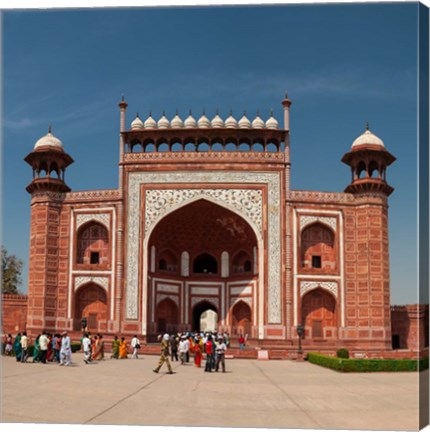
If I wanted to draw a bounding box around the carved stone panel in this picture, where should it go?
[300,281,338,298]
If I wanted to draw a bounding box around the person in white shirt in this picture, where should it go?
[39,331,50,364]
[82,333,92,364]
[131,335,140,359]
[20,332,28,363]
[178,336,188,365]
[59,331,72,366]
[215,338,227,373]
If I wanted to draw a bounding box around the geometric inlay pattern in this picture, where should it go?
[76,213,110,230]
[74,276,109,291]
[300,281,338,298]
[300,215,337,232]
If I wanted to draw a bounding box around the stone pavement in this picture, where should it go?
[1,353,424,430]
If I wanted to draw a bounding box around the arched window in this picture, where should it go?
[77,222,109,265]
[369,160,380,178]
[193,253,218,274]
[157,250,178,272]
[232,251,252,273]
[357,161,367,179]
[301,223,336,271]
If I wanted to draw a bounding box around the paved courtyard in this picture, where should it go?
[1,353,424,430]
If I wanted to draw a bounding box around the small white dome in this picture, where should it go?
[198,112,211,128]
[144,113,157,129]
[238,112,251,129]
[211,112,224,128]
[171,112,183,128]
[225,112,238,129]
[252,113,265,129]
[34,127,64,151]
[184,111,197,128]
[157,112,170,129]
[131,113,144,130]
[265,112,279,129]
[352,126,385,149]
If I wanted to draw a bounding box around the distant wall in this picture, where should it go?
[391,304,429,351]
[2,294,28,334]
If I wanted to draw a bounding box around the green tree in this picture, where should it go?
[1,246,23,294]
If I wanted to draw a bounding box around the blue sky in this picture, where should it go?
[1,3,424,304]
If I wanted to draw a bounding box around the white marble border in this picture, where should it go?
[126,171,282,332]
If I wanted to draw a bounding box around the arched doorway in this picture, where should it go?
[192,301,218,332]
[147,198,259,338]
[155,298,178,334]
[75,284,107,331]
[232,300,252,336]
[301,289,337,339]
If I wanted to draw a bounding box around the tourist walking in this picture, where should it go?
[111,335,120,359]
[5,334,13,356]
[170,334,179,361]
[59,331,72,366]
[82,333,92,364]
[131,335,140,359]
[39,331,50,364]
[94,334,104,360]
[239,334,245,350]
[20,331,29,363]
[192,336,203,367]
[53,334,62,363]
[215,337,227,372]
[119,337,128,359]
[32,335,41,363]
[14,333,22,362]
[153,333,173,374]
[178,335,188,365]
[204,335,213,372]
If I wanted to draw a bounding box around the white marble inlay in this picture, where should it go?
[126,171,281,323]
[76,213,110,230]
[157,293,179,307]
[157,284,179,294]
[230,286,252,296]
[300,281,338,298]
[74,276,109,291]
[191,287,219,296]
[191,297,219,309]
[300,215,337,232]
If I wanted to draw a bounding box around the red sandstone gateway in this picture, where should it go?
[7,93,424,356]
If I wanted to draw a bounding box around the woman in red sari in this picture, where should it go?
[193,337,203,367]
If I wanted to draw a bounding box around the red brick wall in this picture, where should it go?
[2,294,28,334]
[343,200,391,349]
[391,304,429,351]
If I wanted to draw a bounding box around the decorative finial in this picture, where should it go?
[216,108,219,115]
[285,90,289,98]
[243,110,247,116]
[162,110,165,116]
[176,108,178,115]
[366,121,370,131]
[149,111,152,117]
[203,108,206,115]
[136,112,139,118]
[121,94,125,101]
[48,125,52,133]
[229,109,232,116]
[189,109,192,116]
[256,110,260,117]
[270,109,274,117]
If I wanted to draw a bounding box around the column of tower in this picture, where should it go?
[24,129,73,335]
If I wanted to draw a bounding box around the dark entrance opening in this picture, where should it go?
[392,334,400,349]
[192,301,218,332]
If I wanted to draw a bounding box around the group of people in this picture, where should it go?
[4,330,237,373]
[79,332,105,363]
[109,335,142,360]
[154,331,229,374]
[5,331,72,366]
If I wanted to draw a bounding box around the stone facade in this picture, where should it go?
[2,294,28,334]
[6,95,425,355]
